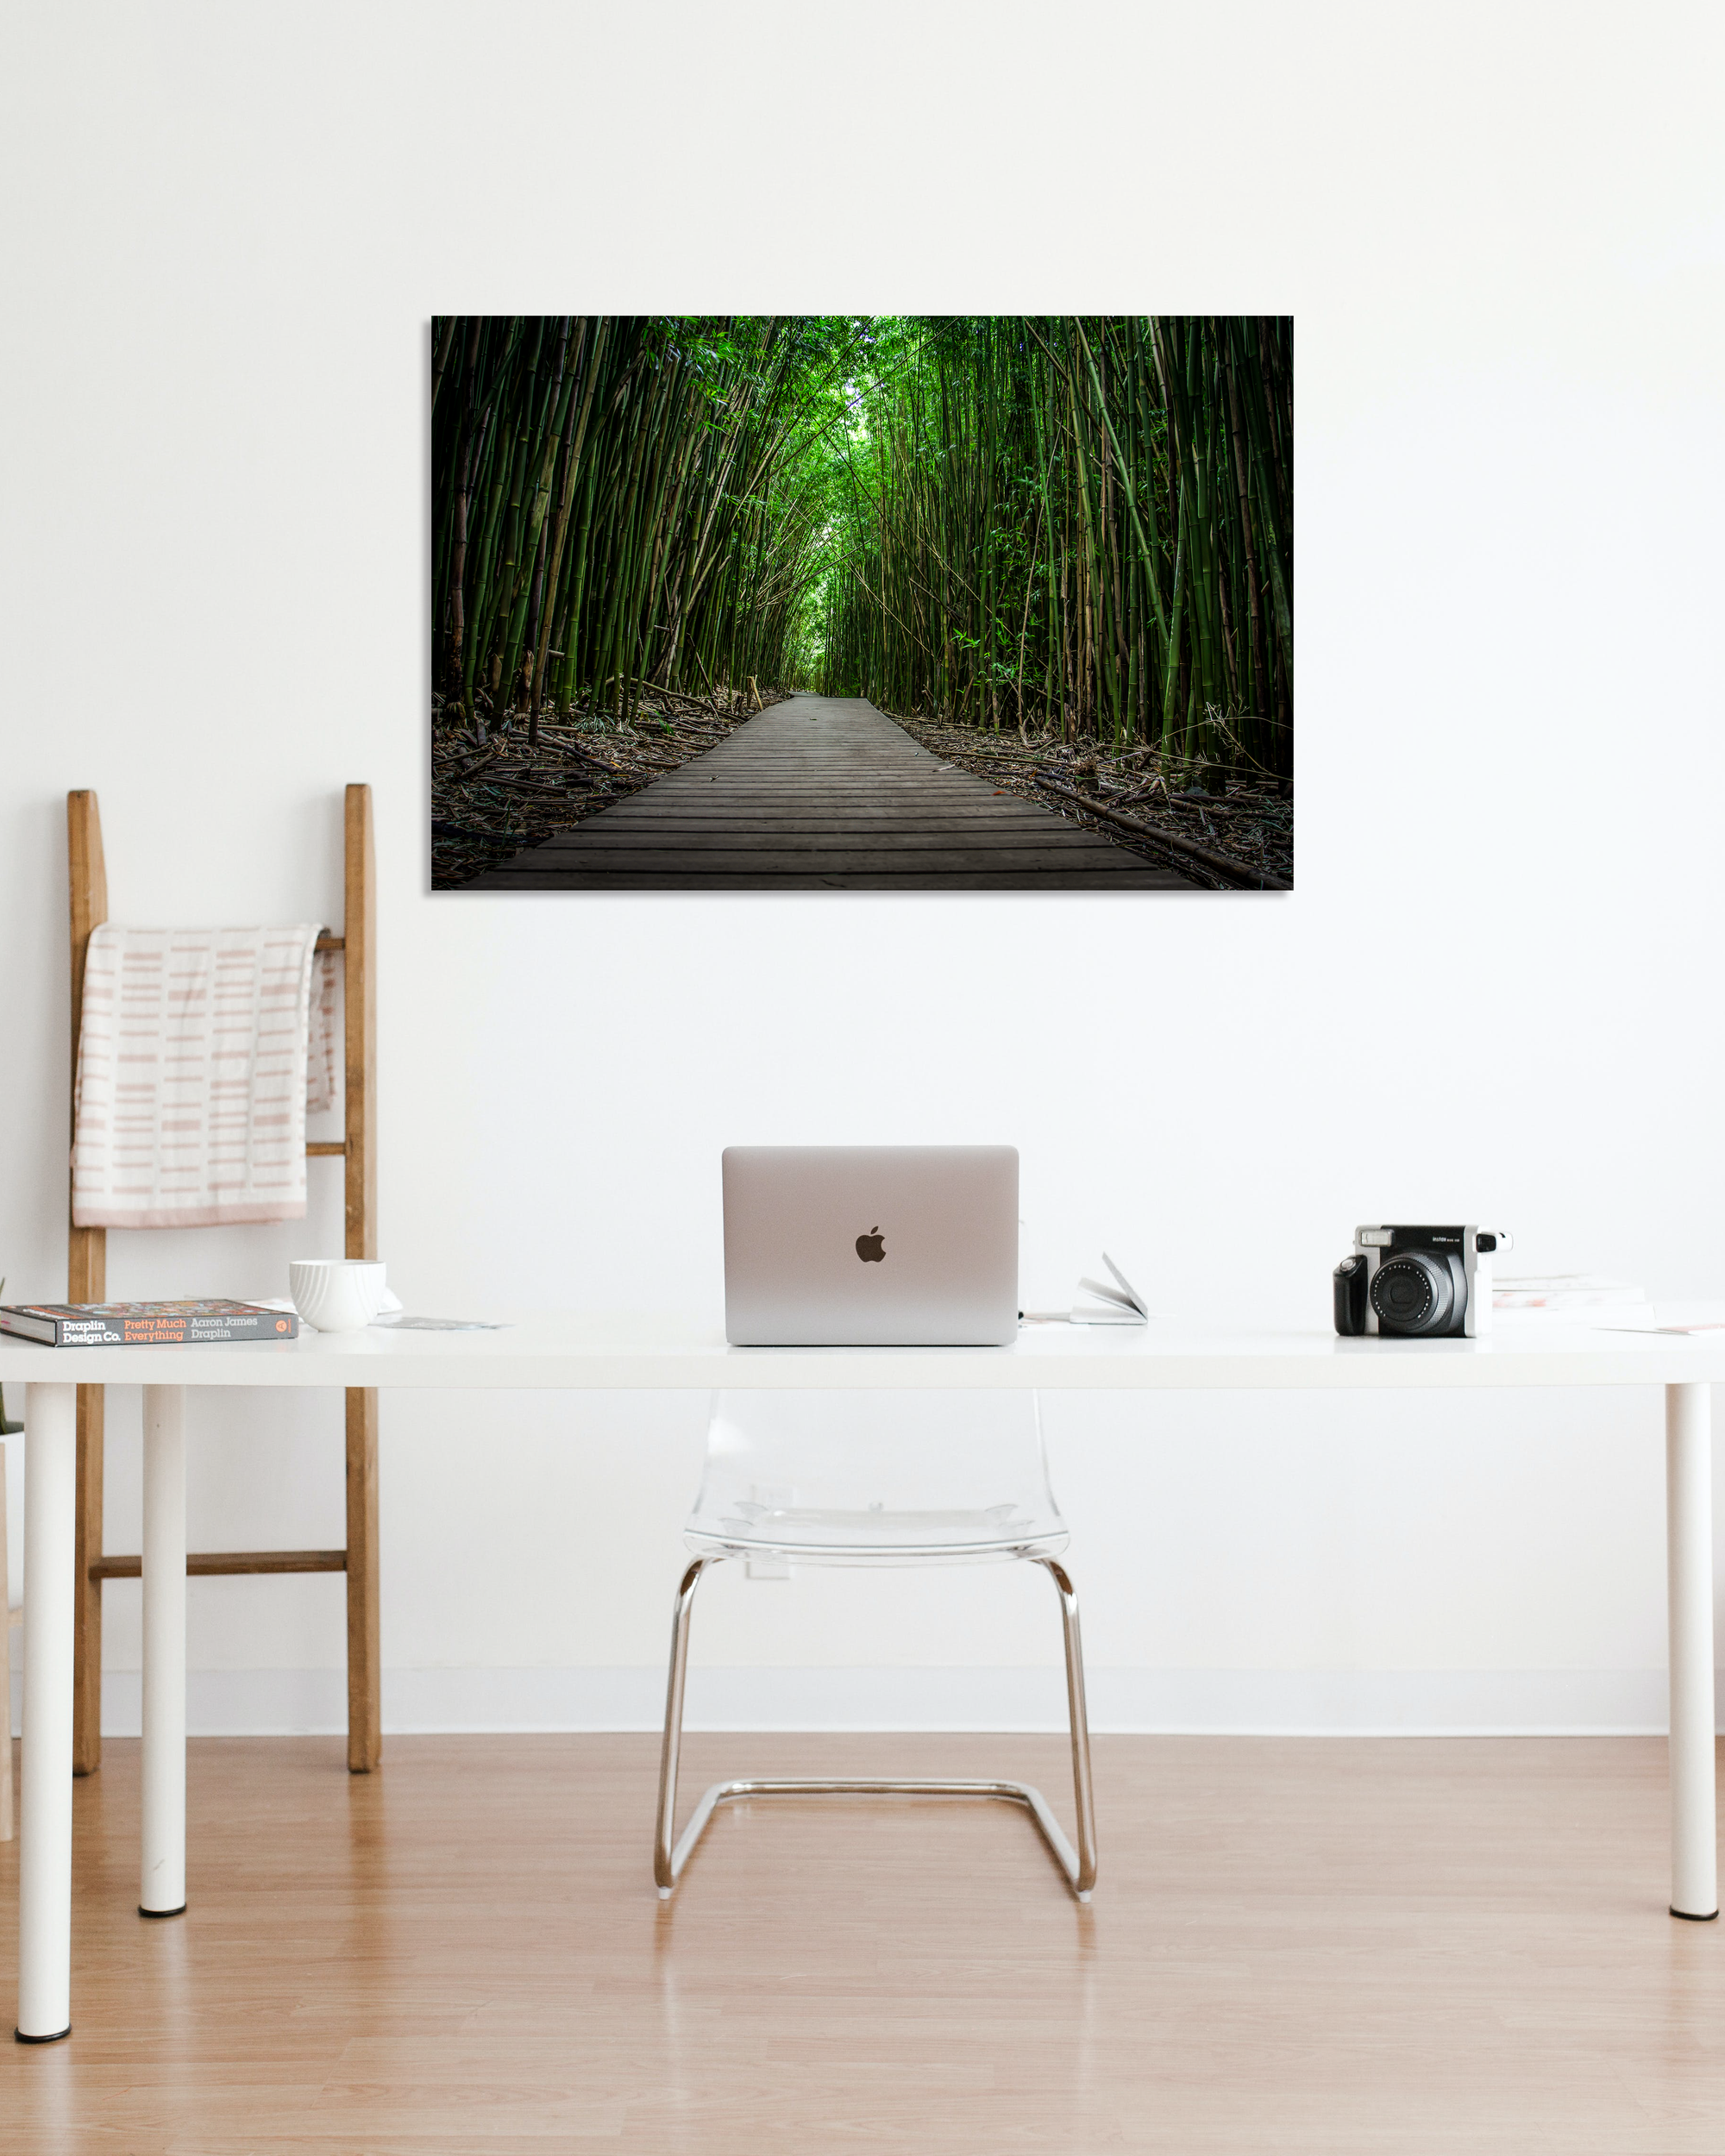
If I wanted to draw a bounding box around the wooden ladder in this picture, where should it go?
[66,784,381,1775]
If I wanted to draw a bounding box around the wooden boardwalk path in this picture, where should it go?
[470,693,1189,890]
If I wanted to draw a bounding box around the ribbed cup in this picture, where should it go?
[288,1258,387,1333]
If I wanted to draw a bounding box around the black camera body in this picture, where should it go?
[1333,1225,1509,1339]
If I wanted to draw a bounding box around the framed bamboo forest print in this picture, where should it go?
[431,317,1292,892]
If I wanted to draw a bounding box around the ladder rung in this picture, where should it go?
[91,1550,347,1580]
[305,1141,347,1156]
[313,933,345,953]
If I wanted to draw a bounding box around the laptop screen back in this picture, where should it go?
[722,1145,1019,1346]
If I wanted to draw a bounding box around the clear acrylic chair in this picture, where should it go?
[654,1389,1096,1901]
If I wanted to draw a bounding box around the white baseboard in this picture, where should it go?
[28,1664,1696,1739]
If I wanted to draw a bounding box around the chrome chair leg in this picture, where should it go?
[1038,1556,1098,1898]
[654,1556,712,1896]
[653,1551,1099,1904]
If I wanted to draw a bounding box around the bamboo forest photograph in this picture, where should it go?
[430,317,1293,892]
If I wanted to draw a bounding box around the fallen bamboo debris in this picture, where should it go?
[1036,776,1291,891]
[886,707,1293,891]
[432,686,787,889]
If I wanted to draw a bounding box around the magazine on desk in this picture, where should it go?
[0,1300,298,1346]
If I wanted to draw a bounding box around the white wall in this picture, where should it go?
[3,1,1722,1736]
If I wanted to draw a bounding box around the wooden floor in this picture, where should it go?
[469,694,1189,889]
[3,1733,1724,2152]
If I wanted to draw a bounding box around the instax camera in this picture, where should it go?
[1333,1225,1511,1338]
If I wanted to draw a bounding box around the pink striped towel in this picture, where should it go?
[306,947,337,1115]
[72,924,328,1229]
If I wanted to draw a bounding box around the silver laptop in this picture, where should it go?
[723,1145,1019,1345]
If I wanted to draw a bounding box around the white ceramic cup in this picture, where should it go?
[289,1258,388,1334]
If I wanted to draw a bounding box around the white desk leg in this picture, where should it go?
[1666,1381,1718,1920]
[141,1385,186,1918]
[16,1382,76,2042]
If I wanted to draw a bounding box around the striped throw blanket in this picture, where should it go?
[72,924,329,1229]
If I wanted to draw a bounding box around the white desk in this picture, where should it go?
[6,1315,1722,2042]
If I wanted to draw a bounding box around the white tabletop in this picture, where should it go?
[1,1313,1721,1390]
[10,1302,1725,2044]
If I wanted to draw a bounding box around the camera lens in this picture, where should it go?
[1370,1251,1456,1336]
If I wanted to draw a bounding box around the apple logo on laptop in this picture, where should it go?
[856,1226,885,1263]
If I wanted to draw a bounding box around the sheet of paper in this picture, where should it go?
[368,1313,511,1332]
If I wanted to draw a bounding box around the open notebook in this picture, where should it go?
[1070,1254,1152,1326]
